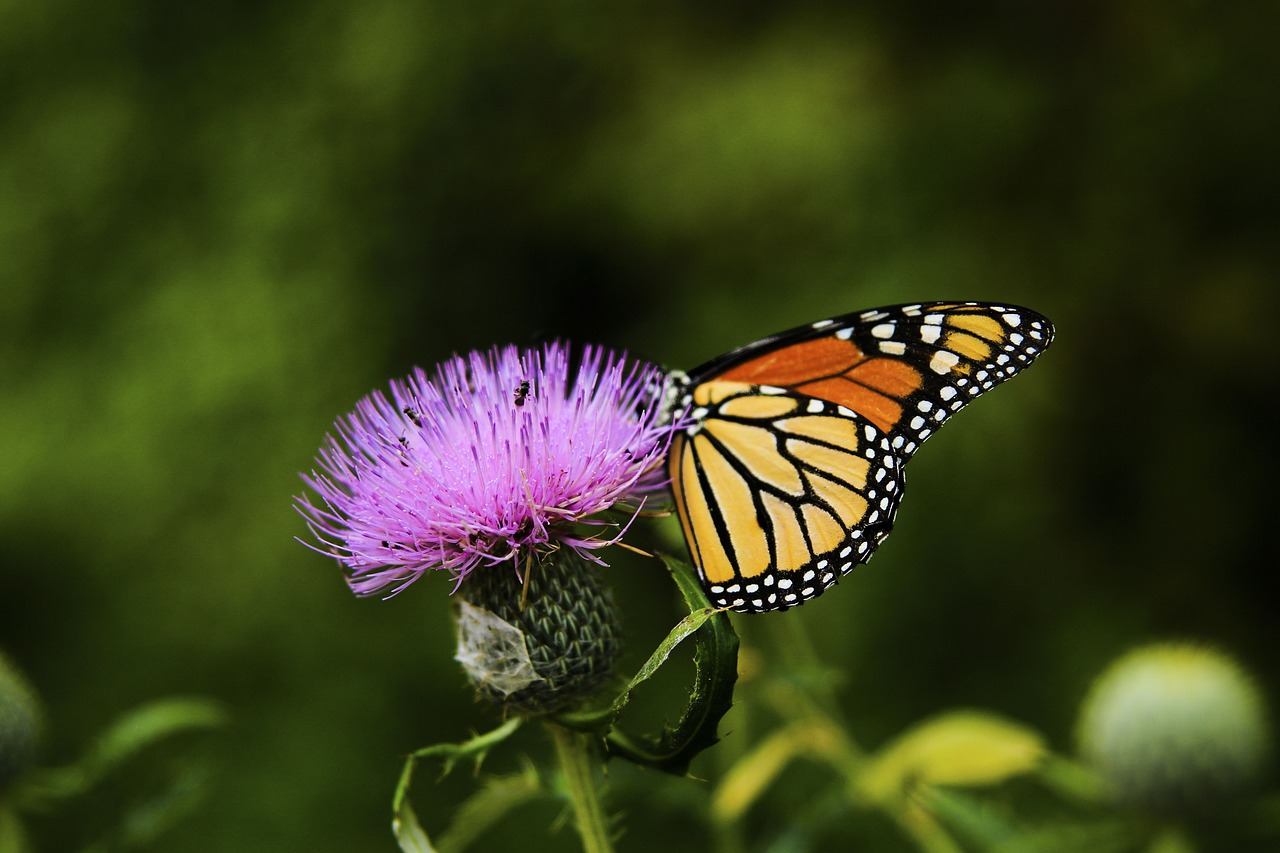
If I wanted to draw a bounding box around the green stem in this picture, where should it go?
[546,722,614,853]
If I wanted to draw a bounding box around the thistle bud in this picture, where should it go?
[1077,642,1269,814]
[454,551,621,715]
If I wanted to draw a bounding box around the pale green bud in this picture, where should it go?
[1078,642,1269,814]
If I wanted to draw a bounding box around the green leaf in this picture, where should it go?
[920,786,1020,847]
[989,822,1145,853]
[858,710,1046,805]
[1035,755,1109,806]
[14,697,226,805]
[392,717,525,853]
[0,805,28,853]
[612,607,718,712]
[111,762,215,847]
[1146,827,1196,853]
[893,753,1143,853]
[553,605,718,733]
[601,554,739,776]
[393,796,438,853]
[86,698,227,777]
[712,719,845,824]
[435,767,543,853]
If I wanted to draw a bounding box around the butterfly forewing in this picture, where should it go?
[688,302,1053,460]
[669,301,1055,613]
[668,382,903,612]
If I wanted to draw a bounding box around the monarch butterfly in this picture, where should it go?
[664,301,1054,613]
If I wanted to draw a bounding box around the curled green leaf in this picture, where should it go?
[601,555,739,775]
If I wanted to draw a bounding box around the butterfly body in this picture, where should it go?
[666,301,1054,613]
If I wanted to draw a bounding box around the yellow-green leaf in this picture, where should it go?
[712,719,845,824]
[858,710,1045,804]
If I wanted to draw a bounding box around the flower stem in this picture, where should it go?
[546,722,614,853]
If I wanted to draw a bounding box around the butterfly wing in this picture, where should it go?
[669,382,905,612]
[668,301,1054,612]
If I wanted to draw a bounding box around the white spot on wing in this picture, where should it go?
[929,350,960,374]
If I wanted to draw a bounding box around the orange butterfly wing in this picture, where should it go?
[667,302,1054,612]
[714,335,923,436]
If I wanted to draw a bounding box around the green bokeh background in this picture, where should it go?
[3,2,1277,850]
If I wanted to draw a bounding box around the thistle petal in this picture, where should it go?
[297,343,676,596]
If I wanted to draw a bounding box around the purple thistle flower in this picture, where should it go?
[297,343,677,597]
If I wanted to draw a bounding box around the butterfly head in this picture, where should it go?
[655,368,693,427]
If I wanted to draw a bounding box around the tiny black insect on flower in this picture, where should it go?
[514,380,531,407]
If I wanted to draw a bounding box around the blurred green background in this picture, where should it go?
[3,1,1278,850]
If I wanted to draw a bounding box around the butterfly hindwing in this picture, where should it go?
[668,301,1054,613]
[669,381,904,612]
